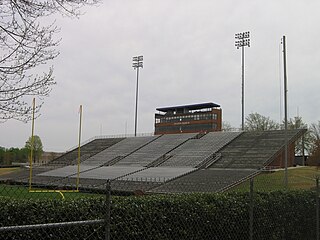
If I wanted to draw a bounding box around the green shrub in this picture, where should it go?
[0,191,317,239]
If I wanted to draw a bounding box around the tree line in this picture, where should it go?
[0,147,29,166]
[0,136,43,166]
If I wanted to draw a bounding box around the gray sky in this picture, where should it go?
[1,0,320,151]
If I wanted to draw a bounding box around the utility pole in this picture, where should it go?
[132,56,143,137]
[76,105,83,191]
[235,31,250,131]
[282,36,288,188]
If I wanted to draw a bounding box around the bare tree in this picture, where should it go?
[222,121,234,132]
[0,0,98,122]
[310,121,320,142]
[244,112,280,131]
[284,116,312,155]
[308,121,320,166]
[310,121,320,152]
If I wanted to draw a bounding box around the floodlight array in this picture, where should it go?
[235,31,250,49]
[235,31,250,39]
[235,39,250,49]
[132,56,143,69]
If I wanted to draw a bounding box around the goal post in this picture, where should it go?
[28,99,82,196]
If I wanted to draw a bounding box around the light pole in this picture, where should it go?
[132,55,143,137]
[282,36,288,188]
[235,31,250,131]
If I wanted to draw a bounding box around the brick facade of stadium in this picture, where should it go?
[154,102,222,135]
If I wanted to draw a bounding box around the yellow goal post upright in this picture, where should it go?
[28,99,83,198]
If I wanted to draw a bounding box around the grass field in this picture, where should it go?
[0,167,105,200]
[0,184,105,200]
[0,183,107,200]
[0,167,21,176]
[231,166,320,192]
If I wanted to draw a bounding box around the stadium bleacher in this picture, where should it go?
[1,129,306,194]
[158,132,241,167]
[0,138,124,182]
[113,133,197,167]
[70,166,145,180]
[82,136,160,166]
[210,129,302,169]
[149,168,259,193]
[148,129,304,193]
[48,138,124,167]
[119,167,196,182]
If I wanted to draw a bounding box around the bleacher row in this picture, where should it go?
[47,132,240,169]
[212,130,302,169]
[48,138,125,166]
[0,129,305,193]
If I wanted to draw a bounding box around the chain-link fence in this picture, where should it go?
[1,166,320,239]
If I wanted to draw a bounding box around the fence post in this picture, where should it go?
[105,180,111,240]
[249,177,254,240]
[316,177,319,240]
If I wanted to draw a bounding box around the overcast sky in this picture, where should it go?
[1,0,320,152]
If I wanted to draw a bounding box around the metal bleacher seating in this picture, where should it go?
[47,138,125,167]
[210,129,302,169]
[82,136,159,166]
[10,129,305,194]
[114,133,197,167]
[158,131,241,167]
[149,129,304,193]
[149,168,258,193]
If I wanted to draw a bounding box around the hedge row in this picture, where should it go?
[0,191,317,240]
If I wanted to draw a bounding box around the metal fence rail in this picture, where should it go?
[0,219,105,232]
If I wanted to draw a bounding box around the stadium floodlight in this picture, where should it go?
[132,56,143,69]
[235,31,250,131]
[132,55,143,137]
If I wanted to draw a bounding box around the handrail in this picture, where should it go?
[147,154,172,168]
[66,132,154,152]
[196,153,222,169]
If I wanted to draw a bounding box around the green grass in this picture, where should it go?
[0,167,105,200]
[230,166,320,192]
[0,184,105,200]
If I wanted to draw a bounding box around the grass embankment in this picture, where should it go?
[231,166,320,192]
